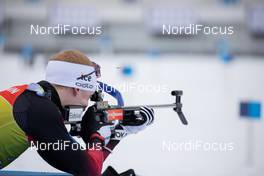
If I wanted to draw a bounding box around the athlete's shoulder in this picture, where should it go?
[13,90,65,135]
[14,90,59,115]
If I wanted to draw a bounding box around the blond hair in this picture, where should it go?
[49,50,93,66]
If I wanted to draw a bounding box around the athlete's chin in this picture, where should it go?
[80,100,89,107]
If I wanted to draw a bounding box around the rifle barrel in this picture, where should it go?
[110,103,177,110]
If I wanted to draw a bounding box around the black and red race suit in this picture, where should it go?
[0,80,119,176]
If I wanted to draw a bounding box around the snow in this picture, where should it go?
[1,53,264,175]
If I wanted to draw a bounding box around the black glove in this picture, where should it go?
[80,105,114,146]
[102,166,136,176]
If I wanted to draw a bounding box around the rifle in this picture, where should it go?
[65,82,188,136]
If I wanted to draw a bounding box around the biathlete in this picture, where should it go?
[0,50,154,176]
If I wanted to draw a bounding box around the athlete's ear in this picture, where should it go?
[72,88,80,97]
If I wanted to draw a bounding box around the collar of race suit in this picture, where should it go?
[37,80,64,115]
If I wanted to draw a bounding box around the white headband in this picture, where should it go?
[45,61,97,91]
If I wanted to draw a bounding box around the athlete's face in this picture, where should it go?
[70,88,94,106]
[75,89,94,107]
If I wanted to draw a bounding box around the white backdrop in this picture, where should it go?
[1,53,264,176]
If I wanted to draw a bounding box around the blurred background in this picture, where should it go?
[0,0,264,175]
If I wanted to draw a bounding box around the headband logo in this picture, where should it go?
[75,82,94,89]
[76,71,95,82]
[75,71,96,90]
[77,74,91,82]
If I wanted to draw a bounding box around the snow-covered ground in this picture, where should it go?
[1,53,264,176]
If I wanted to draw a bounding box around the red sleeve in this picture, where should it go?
[85,148,104,175]
[103,140,120,160]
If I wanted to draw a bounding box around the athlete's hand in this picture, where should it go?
[111,107,154,141]
[81,105,114,146]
